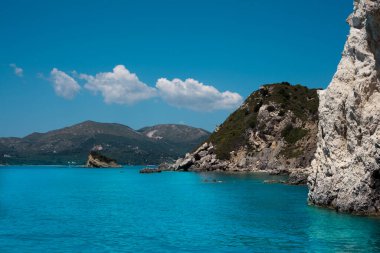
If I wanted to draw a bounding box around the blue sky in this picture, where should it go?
[0,0,353,137]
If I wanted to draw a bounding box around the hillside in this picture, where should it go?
[139,124,209,155]
[0,121,210,165]
[167,83,320,175]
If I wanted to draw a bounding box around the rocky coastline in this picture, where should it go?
[164,142,310,185]
[161,1,380,216]
[161,83,319,185]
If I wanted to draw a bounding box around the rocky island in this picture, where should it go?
[308,0,380,215]
[86,151,121,168]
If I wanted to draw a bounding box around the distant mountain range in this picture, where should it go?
[0,121,210,165]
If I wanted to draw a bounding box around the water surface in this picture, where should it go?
[0,166,379,252]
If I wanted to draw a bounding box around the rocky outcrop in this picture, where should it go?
[86,151,121,168]
[168,142,231,171]
[165,83,319,178]
[308,0,380,215]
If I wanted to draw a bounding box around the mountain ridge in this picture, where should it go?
[0,121,210,165]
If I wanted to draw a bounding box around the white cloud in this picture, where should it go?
[80,65,157,105]
[46,64,243,111]
[156,78,243,111]
[50,68,81,99]
[9,64,23,77]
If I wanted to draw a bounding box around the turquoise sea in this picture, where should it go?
[0,166,379,252]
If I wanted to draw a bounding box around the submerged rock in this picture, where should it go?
[263,179,286,184]
[308,0,380,215]
[139,168,162,174]
[86,151,121,168]
[287,169,309,185]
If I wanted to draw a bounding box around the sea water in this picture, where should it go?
[0,166,379,252]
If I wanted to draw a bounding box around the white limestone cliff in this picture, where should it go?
[308,0,380,215]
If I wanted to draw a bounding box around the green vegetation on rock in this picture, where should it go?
[281,125,308,144]
[207,82,319,160]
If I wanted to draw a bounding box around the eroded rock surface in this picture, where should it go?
[308,0,380,215]
[168,142,230,172]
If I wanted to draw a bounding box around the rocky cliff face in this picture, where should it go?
[308,0,380,215]
[167,83,319,179]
